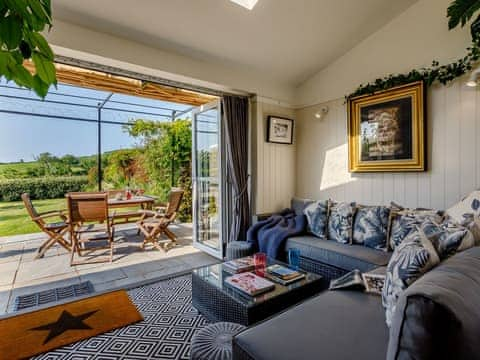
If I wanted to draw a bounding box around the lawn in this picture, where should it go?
[0,198,66,237]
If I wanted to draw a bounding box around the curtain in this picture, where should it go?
[222,95,251,243]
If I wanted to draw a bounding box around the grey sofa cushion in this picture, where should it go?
[291,197,314,216]
[286,236,391,272]
[388,246,480,360]
[233,291,389,360]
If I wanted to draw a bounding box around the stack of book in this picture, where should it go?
[225,272,275,296]
[222,257,255,274]
[265,264,305,285]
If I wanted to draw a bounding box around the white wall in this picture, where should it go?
[296,81,480,210]
[252,100,296,214]
[295,0,480,210]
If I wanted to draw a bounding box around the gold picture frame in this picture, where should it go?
[347,81,426,172]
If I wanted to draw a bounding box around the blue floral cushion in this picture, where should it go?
[328,202,355,244]
[418,218,475,260]
[382,230,440,326]
[353,206,390,251]
[446,190,480,224]
[388,209,443,250]
[303,200,328,238]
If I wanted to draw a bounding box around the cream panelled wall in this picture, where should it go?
[295,79,480,210]
[252,100,296,214]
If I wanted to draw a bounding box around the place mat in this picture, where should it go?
[0,290,143,359]
[14,281,94,311]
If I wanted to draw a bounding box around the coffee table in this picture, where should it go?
[192,258,326,326]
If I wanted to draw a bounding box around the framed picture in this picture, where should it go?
[267,116,294,144]
[347,81,426,172]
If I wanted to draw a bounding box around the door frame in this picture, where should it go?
[191,99,225,259]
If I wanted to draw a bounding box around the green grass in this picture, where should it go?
[0,198,66,237]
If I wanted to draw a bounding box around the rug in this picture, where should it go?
[33,275,210,360]
[14,281,94,311]
[0,290,143,360]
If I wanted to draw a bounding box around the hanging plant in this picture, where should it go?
[346,0,480,100]
[0,0,56,98]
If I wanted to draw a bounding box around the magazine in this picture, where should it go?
[222,257,255,274]
[265,271,305,285]
[329,270,366,291]
[329,269,386,294]
[266,264,302,280]
[225,272,275,296]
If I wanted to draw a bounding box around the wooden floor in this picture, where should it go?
[0,223,218,315]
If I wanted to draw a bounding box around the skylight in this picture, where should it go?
[230,0,258,10]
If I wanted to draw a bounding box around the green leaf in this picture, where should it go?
[27,0,51,24]
[447,0,480,29]
[0,16,23,50]
[0,51,12,77]
[30,32,54,60]
[32,51,56,84]
[12,63,34,88]
[32,74,49,98]
[19,40,32,59]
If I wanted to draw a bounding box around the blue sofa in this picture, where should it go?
[288,197,391,281]
[233,246,480,360]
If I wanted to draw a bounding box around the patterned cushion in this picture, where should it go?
[446,190,480,224]
[303,200,329,238]
[352,206,390,251]
[328,202,355,244]
[419,219,475,260]
[388,209,443,251]
[459,214,480,245]
[382,231,440,327]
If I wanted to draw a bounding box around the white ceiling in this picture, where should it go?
[52,0,418,87]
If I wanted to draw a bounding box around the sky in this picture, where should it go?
[0,80,194,163]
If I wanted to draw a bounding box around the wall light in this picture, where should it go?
[230,0,258,10]
[314,106,329,120]
[466,67,480,87]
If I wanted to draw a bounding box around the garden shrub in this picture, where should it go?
[0,176,88,201]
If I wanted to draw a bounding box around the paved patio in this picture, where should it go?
[0,223,218,315]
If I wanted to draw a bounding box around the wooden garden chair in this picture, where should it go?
[136,188,184,251]
[66,192,115,266]
[22,193,70,259]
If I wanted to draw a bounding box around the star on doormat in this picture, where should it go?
[30,310,99,344]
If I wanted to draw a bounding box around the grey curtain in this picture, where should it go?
[222,95,251,243]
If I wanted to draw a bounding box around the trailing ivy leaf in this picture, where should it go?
[32,51,56,84]
[0,16,23,50]
[447,0,480,29]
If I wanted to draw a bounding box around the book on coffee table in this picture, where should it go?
[266,264,302,280]
[225,272,275,296]
[222,257,255,274]
[265,271,305,285]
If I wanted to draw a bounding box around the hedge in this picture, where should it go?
[0,176,89,201]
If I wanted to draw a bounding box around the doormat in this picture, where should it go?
[0,290,143,360]
[14,281,94,311]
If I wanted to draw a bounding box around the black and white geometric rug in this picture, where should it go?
[33,275,211,360]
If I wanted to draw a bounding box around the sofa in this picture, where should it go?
[232,197,480,360]
[287,197,392,281]
[233,246,480,360]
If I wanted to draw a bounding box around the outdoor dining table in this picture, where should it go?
[108,195,157,210]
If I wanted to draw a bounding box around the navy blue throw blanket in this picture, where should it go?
[247,208,307,260]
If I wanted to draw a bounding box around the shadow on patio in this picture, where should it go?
[0,223,218,315]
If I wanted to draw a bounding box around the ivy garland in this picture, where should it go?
[346,37,480,100]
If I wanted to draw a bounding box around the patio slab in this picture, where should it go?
[0,223,219,315]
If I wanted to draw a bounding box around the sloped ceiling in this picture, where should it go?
[53,0,419,87]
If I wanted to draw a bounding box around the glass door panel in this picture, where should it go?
[192,101,223,259]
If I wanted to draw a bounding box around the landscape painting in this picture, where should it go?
[348,81,425,172]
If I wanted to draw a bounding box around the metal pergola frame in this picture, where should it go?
[0,81,217,190]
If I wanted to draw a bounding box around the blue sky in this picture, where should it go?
[0,80,192,163]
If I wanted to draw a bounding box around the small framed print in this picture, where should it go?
[267,116,294,144]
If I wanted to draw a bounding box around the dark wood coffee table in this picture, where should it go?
[191,258,326,326]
